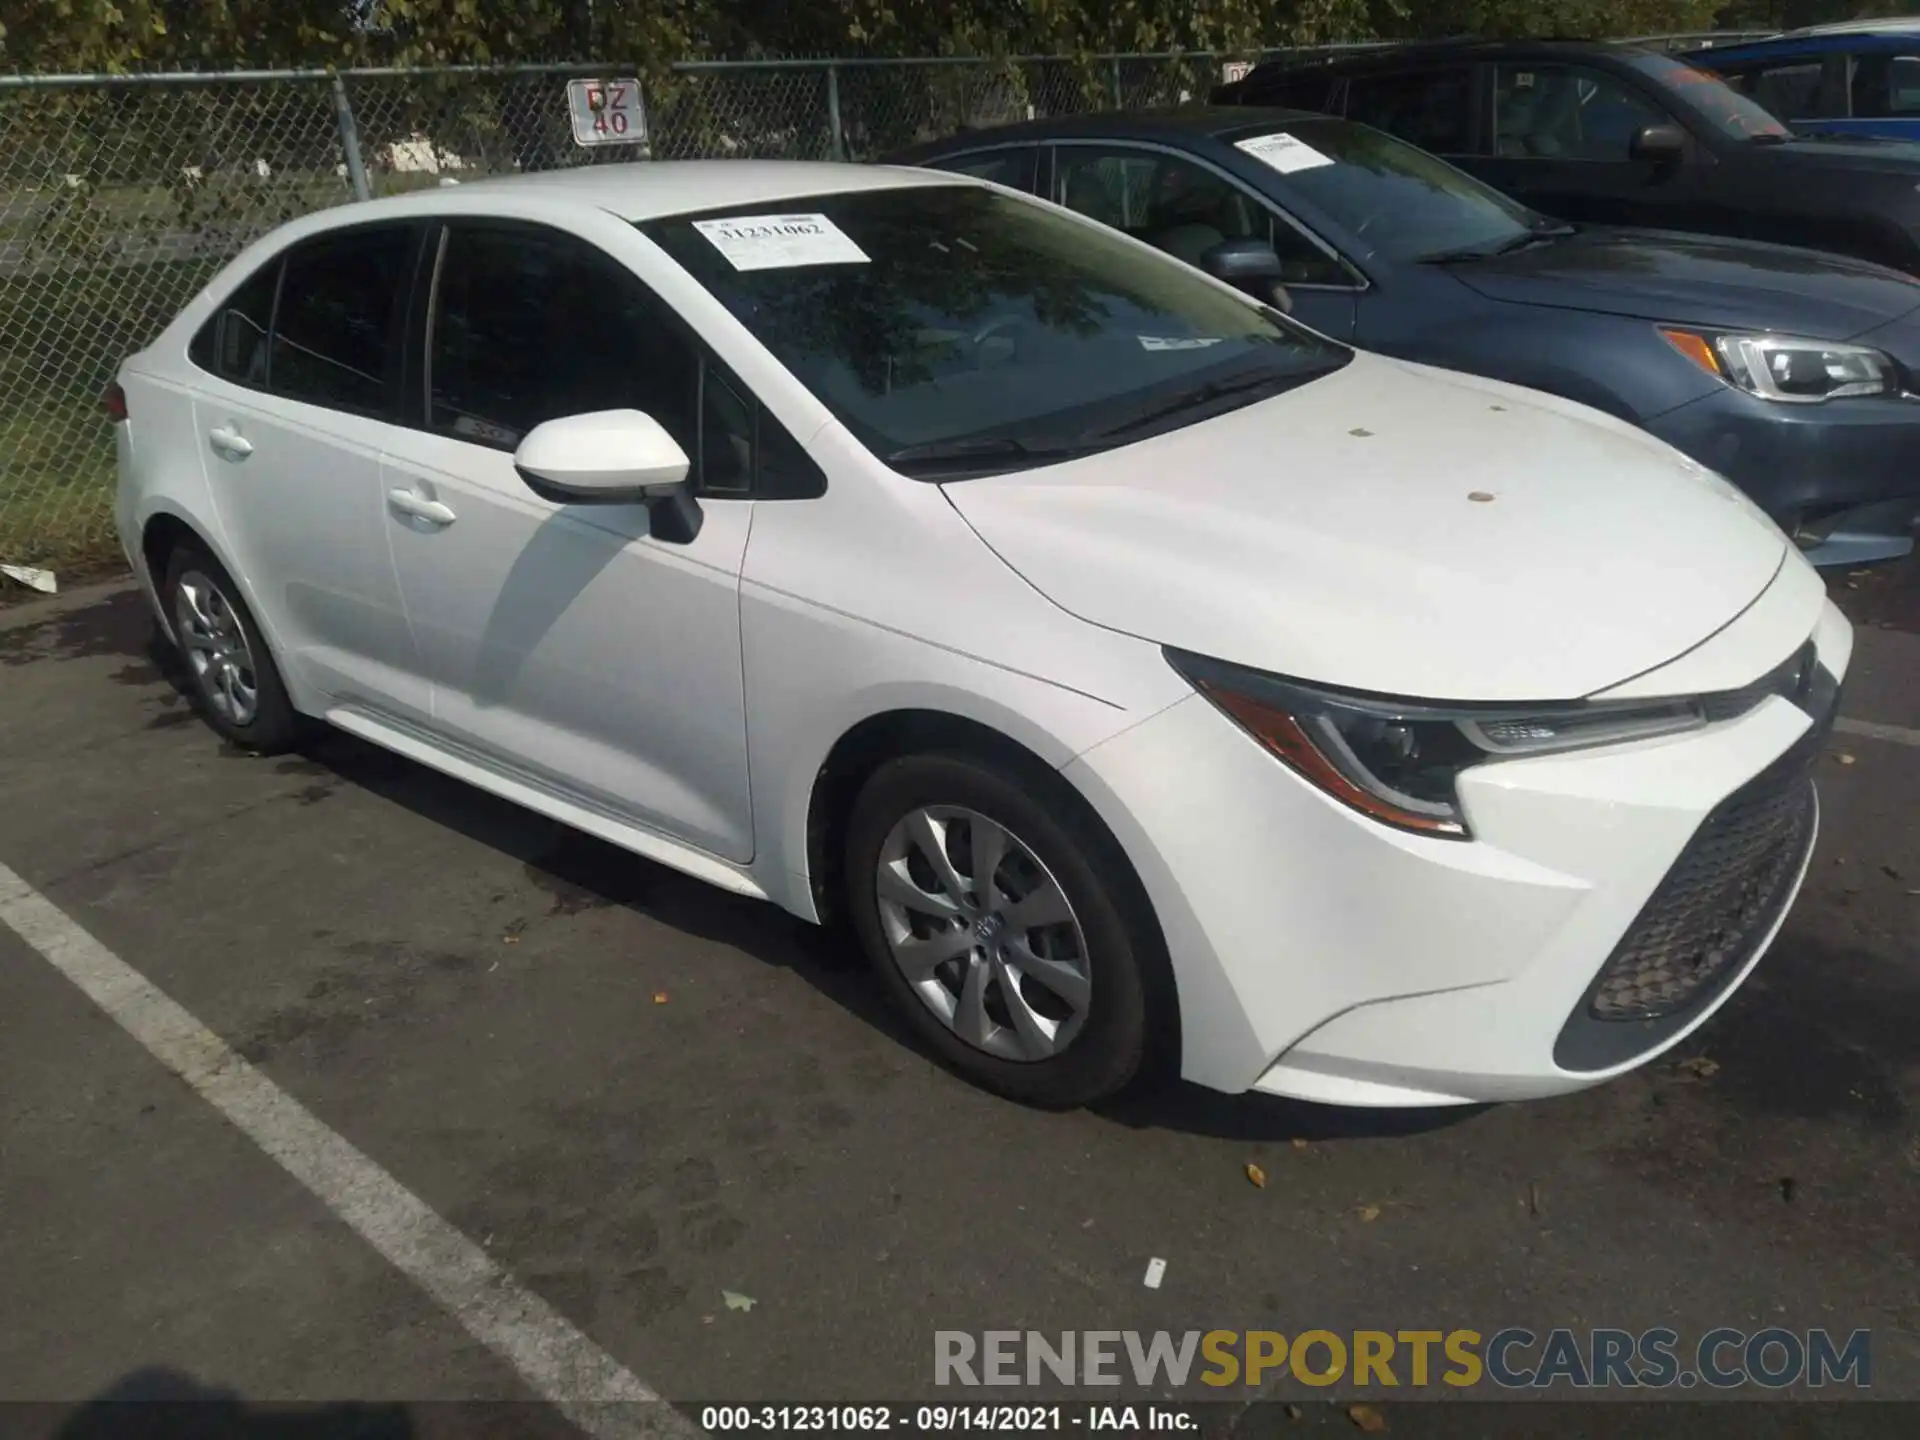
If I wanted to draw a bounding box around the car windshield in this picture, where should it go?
[1623,51,1792,141]
[1228,118,1543,261]
[641,184,1351,476]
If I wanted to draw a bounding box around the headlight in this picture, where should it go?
[1660,327,1898,404]
[1167,650,1712,840]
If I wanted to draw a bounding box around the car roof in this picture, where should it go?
[1248,37,1652,77]
[1782,17,1920,37]
[355,160,960,223]
[894,105,1328,153]
[1694,27,1920,61]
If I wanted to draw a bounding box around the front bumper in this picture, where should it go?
[1644,387,1920,567]
[1064,596,1852,1106]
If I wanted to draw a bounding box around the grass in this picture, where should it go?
[0,395,119,572]
[0,258,220,572]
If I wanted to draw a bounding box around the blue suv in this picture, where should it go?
[1686,22,1920,141]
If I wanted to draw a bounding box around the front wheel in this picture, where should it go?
[844,753,1167,1108]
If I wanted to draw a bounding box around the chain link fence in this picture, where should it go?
[0,39,1770,578]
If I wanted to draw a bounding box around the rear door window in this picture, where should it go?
[1851,52,1920,117]
[1343,67,1475,154]
[269,227,414,417]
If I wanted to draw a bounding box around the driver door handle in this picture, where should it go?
[208,425,253,460]
[388,488,457,527]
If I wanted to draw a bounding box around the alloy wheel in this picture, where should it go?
[874,805,1091,1062]
[173,569,260,727]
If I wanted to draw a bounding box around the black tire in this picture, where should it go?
[159,541,304,754]
[844,751,1171,1108]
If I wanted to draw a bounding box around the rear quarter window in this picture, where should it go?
[188,261,280,387]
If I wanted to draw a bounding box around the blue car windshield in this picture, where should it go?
[641,184,1351,474]
[1229,118,1541,261]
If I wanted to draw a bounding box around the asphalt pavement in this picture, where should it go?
[0,564,1915,1435]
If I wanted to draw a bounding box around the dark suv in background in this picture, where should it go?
[1216,40,1920,274]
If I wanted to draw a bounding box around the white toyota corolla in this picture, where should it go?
[112,161,1850,1109]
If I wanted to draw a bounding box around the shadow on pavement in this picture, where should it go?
[49,1368,411,1440]
[19,583,1552,1148]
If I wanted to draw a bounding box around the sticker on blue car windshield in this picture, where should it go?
[1235,132,1335,174]
[691,213,871,271]
[1138,336,1225,351]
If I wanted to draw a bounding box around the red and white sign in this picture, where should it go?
[566,78,649,149]
[1220,60,1255,85]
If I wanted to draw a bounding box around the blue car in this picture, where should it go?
[1685,21,1920,142]
[888,108,1920,566]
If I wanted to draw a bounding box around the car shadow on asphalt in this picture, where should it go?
[42,1365,598,1439]
[0,584,1567,1146]
[283,718,1490,1147]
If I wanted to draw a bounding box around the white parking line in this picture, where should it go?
[0,860,696,1440]
[1836,716,1920,749]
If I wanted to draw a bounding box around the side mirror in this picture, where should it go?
[1630,122,1687,164]
[514,409,703,543]
[1199,237,1293,312]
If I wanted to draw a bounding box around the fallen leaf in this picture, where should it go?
[1356,1204,1381,1222]
[501,934,520,945]
[1882,865,1902,881]
[722,1290,755,1312]
[1837,753,1857,766]
[1675,1056,1720,1079]
[1348,1403,1387,1432]
[653,991,669,1005]
[1526,1181,1542,1219]
[1284,1404,1304,1420]
[1290,1138,1310,1152]
[1246,1163,1267,1189]
[701,1314,715,1325]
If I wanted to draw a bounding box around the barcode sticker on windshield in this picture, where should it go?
[691,213,870,271]
[1138,336,1224,351]
[1235,132,1336,174]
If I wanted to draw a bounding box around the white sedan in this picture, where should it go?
[111,160,1850,1109]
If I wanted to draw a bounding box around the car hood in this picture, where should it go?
[943,354,1788,703]
[1445,227,1920,339]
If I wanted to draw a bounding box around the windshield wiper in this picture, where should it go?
[1418,222,1573,264]
[1085,368,1304,442]
[883,434,1089,473]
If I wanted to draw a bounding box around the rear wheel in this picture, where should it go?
[845,752,1167,1107]
[160,543,303,754]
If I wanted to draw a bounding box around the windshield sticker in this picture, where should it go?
[1138,336,1225,352]
[691,213,870,271]
[1235,132,1336,174]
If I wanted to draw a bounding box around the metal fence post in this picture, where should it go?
[1109,56,1122,109]
[826,63,846,160]
[331,73,373,200]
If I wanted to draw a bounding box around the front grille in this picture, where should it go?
[1554,657,1836,1074]
[1587,768,1815,1021]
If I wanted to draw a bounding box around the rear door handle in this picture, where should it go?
[388,488,457,526]
[208,425,253,460]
